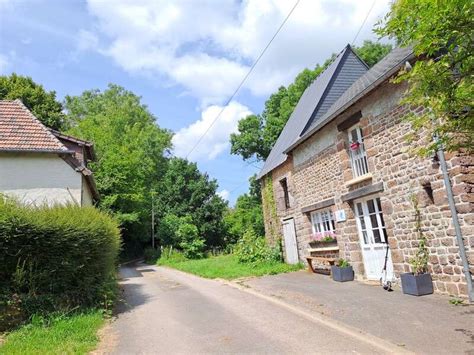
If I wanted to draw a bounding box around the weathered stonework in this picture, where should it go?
[262,80,473,298]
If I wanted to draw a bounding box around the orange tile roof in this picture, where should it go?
[0,99,69,153]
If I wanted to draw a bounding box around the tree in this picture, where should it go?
[230,41,392,162]
[376,0,473,155]
[354,40,392,67]
[0,73,67,130]
[65,84,172,255]
[155,157,228,248]
[224,175,265,244]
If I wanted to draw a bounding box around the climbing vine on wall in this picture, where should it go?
[262,175,282,250]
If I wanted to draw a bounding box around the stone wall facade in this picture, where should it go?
[262,80,473,298]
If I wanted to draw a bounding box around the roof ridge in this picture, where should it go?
[13,99,68,152]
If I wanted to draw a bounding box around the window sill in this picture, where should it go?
[345,173,372,187]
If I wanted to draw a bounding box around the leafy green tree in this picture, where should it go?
[224,175,265,244]
[354,40,392,67]
[155,158,228,247]
[65,84,172,254]
[230,41,392,162]
[176,217,206,259]
[0,73,67,130]
[376,0,473,154]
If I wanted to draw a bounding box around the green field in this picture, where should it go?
[0,311,104,355]
[158,254,302,279]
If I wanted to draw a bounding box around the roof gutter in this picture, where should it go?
[283,51,416,155]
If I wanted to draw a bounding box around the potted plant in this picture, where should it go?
[331,259,354,282]
[400,195,434,296]
[309,231,337,248]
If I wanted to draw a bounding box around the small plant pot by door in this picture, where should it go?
[331,265,354,282]
[400,272,434,296]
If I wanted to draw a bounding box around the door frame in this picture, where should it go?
[353,195,394,281]
[282,217,299,264]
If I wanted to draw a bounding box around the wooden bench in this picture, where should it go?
[305,256,337,275]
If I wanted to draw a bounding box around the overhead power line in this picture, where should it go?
[185,0,301,159]
[352,0,377,45]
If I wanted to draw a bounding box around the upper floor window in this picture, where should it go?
[280,178,290,209]
[310,209,335,234]
[348,126,369,178]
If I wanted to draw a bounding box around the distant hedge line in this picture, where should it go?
[0,198,121,329]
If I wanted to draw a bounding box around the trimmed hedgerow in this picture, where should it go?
[0,198,121,329]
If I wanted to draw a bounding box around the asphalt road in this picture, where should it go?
[99,263,405,354]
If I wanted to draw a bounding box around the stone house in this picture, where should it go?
[258,46,473,298]
[0,99,99,206]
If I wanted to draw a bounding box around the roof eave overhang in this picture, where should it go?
[283,52,416,155]
[0,148,75,154]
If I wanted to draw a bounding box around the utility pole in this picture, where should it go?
[151,191,155,249]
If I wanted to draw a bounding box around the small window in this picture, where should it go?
[310,209,335,234]
[348,126,369,177]
[280,178,290,209]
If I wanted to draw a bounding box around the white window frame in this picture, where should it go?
[310,209,335,234]
[354,196,388,245]
[348,125,369,178]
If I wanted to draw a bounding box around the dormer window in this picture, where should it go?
[348,125,369,177]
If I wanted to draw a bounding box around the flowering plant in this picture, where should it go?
[350,141,361,151]
[310,231,336,243]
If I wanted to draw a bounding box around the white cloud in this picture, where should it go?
[217,189,230,201]
[172,101,252,161]
[84,0,391,104]
[77,30,99,51]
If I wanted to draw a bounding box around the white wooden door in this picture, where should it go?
[354,196,394,281]
[282,218,299,264]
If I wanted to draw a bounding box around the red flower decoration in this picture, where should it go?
[350,141,360,151]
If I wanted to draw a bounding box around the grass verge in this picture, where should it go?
[158,254,302,279]
[0,311,104,355]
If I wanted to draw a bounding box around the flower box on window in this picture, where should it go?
[309,231,337,248]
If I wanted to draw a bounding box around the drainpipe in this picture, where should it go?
[437,145,474,302]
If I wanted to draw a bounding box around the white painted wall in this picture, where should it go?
[0,153,84,206]
[81,177,94,206]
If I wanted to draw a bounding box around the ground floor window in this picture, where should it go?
[310,209,335,235]
[354,197,387,245]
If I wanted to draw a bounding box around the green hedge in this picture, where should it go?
[0,198,121,329]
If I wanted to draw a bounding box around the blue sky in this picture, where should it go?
[0,0,390,205]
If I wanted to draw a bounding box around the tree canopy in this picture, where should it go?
[230,40,392,162]
[65,84,172,254]
[376,0,473,155]
[224,175,265,244]
[0,73,67,130]
[154,157,228,248]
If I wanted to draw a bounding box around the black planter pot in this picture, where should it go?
[400,272,434,296]
[331,265,354,282]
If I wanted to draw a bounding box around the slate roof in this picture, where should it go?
[257,45,368,179]
[0,99,69,153]
[285,46,415,153]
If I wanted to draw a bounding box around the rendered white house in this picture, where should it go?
[0,99,99,206]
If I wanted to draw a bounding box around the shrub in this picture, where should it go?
[177,221,205,259]
[143,247,161,264]
[234,229,281,264]
[0,198,121,329]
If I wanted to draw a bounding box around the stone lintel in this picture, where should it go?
[301,198,335,214]
[341,182,384,202]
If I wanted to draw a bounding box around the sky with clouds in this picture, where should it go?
[0,0,391,204]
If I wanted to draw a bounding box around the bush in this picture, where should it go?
[143,247,161,264]
[177,221,206,259]
[0,198,121,329]
[234,229,281,264]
